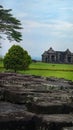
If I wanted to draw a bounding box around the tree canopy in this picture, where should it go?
[3,45,32,72]
[0,5,22,42]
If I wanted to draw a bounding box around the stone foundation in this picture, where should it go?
[0,72,73,130]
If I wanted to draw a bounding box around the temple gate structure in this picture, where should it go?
[42,47,73,64]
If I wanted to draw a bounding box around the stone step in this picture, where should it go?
[0,102,41,130]
[39,114,73,130]
[0,102,73,130]
[27,102,73,114]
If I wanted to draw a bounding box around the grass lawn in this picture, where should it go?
[0,61,73,81]
[19,62,73,81]
[20,69,73,81]
[29,62,73,71]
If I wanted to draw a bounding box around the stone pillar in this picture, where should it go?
[64,55,68,63]
[71,55,73,63]
[70,57,72,63]
[49,54,52,62]
[57,54,60,63]
[42,56,46,62]
[54,55,56,62]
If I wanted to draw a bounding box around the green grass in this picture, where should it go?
[20,62,73,81]
[0,60,73,81]
[20,69,73,81]
[0,60,4,72]
[0,60,3,67]
[29,62,73,71]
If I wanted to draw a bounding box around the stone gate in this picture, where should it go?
[42,47,73,64]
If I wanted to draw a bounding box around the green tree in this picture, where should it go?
[3,45,31,72]
[0,5,22,42]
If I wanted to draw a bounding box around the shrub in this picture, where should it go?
[3,45,31,72]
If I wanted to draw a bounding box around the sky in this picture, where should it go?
[0,0,73,60]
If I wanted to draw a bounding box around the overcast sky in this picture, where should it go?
[0,0,73,60]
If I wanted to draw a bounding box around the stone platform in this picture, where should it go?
[0,72,73,130]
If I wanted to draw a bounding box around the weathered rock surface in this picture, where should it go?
[63,127,73,130]
[0,102,41,130]
[0,72,73,130]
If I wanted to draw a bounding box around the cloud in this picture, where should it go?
[22,19,73,32]
[51,20,73,30]
[16,12,28,19]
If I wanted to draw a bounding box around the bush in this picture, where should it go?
[3,45,31,72]
[0,56,3,61]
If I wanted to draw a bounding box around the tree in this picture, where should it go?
[0,5,22,42]
[3,45,32,72]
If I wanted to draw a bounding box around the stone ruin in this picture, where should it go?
[42,47,73,64]
[0,72,73,130]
